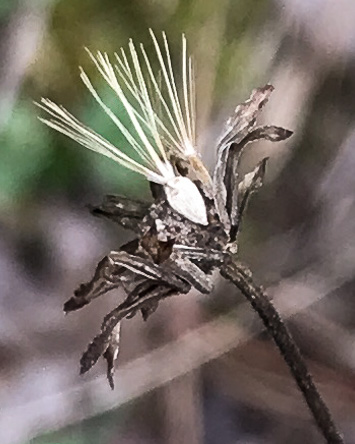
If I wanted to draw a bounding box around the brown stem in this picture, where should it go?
[220,255,344,444]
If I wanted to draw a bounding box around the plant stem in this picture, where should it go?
[220,256,344,444]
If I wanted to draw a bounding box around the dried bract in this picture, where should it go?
[57,85,291,385]
[37,33,292,386]
[36,31,347,444]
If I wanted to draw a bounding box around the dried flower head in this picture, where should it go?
[37,31,295,388]
[35,31,347,444]
[37,31,294,388]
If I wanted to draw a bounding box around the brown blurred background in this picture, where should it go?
[2,0,355,443]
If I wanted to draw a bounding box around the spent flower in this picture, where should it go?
[35,30,345,444]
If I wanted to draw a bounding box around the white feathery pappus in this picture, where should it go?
[36,30,209,225]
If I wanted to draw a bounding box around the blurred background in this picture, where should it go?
[2,0,355,443]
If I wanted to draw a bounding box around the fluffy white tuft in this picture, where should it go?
[37,31,209,225]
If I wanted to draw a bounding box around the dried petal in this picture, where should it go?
[218,84,274,149]
[90,195,150,232]
[246,125,293,143]
[224,125,292,227]
[214,85,275,230]
[103,322,121,390]
[230,157,268,241]
[80,283,178,376]
[64,257,120,312]
[64,240,139,313]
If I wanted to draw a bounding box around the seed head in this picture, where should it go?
[36,30,209,225]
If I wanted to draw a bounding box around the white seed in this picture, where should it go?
[164,176,208,225]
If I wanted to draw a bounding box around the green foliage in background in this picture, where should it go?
[28,404,131,444]
[0,1,271,441]
[1,0,269,215]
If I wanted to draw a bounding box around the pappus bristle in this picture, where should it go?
[36,31,208,225]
